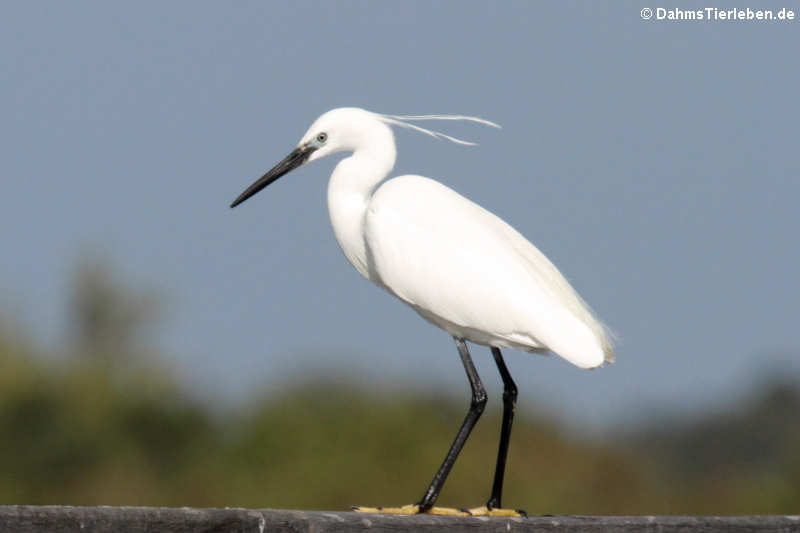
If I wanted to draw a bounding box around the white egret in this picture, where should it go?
[230,107,614,517]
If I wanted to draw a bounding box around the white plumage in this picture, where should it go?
[365,175,613,368]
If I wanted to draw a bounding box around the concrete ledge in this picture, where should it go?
[0,506,798,533]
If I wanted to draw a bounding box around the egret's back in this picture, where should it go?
[364,175,614,369]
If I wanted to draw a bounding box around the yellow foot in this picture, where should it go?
[352,504,471,516]
[467,506,528,517]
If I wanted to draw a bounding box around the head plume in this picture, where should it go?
[374,113,501,146]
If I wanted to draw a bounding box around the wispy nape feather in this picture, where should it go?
[375,113,501,146]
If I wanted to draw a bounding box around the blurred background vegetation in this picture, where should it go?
[0,260,797,514]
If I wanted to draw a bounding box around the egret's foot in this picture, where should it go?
[352,504,471,516]
[467,506,527,517]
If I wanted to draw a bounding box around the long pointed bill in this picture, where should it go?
[230,145,316,208]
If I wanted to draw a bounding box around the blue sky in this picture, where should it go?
[2,1,799,430]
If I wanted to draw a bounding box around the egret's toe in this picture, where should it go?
[425,506,472,516]
[352,504,421,514]
[468,506,527,517]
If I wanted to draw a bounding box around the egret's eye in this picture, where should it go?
[316,132,328,143]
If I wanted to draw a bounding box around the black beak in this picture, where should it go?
[230,145,316,208]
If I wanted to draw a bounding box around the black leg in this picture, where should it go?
[486,347,517,510]
[417,337,487,512]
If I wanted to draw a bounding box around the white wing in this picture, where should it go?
[364,175,613,369]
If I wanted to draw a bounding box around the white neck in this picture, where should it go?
[327,135,396,280]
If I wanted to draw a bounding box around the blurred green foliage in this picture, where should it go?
[0,262,797,513]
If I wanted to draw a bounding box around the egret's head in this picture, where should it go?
[230,107,498,208]
[230,107,389,208]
